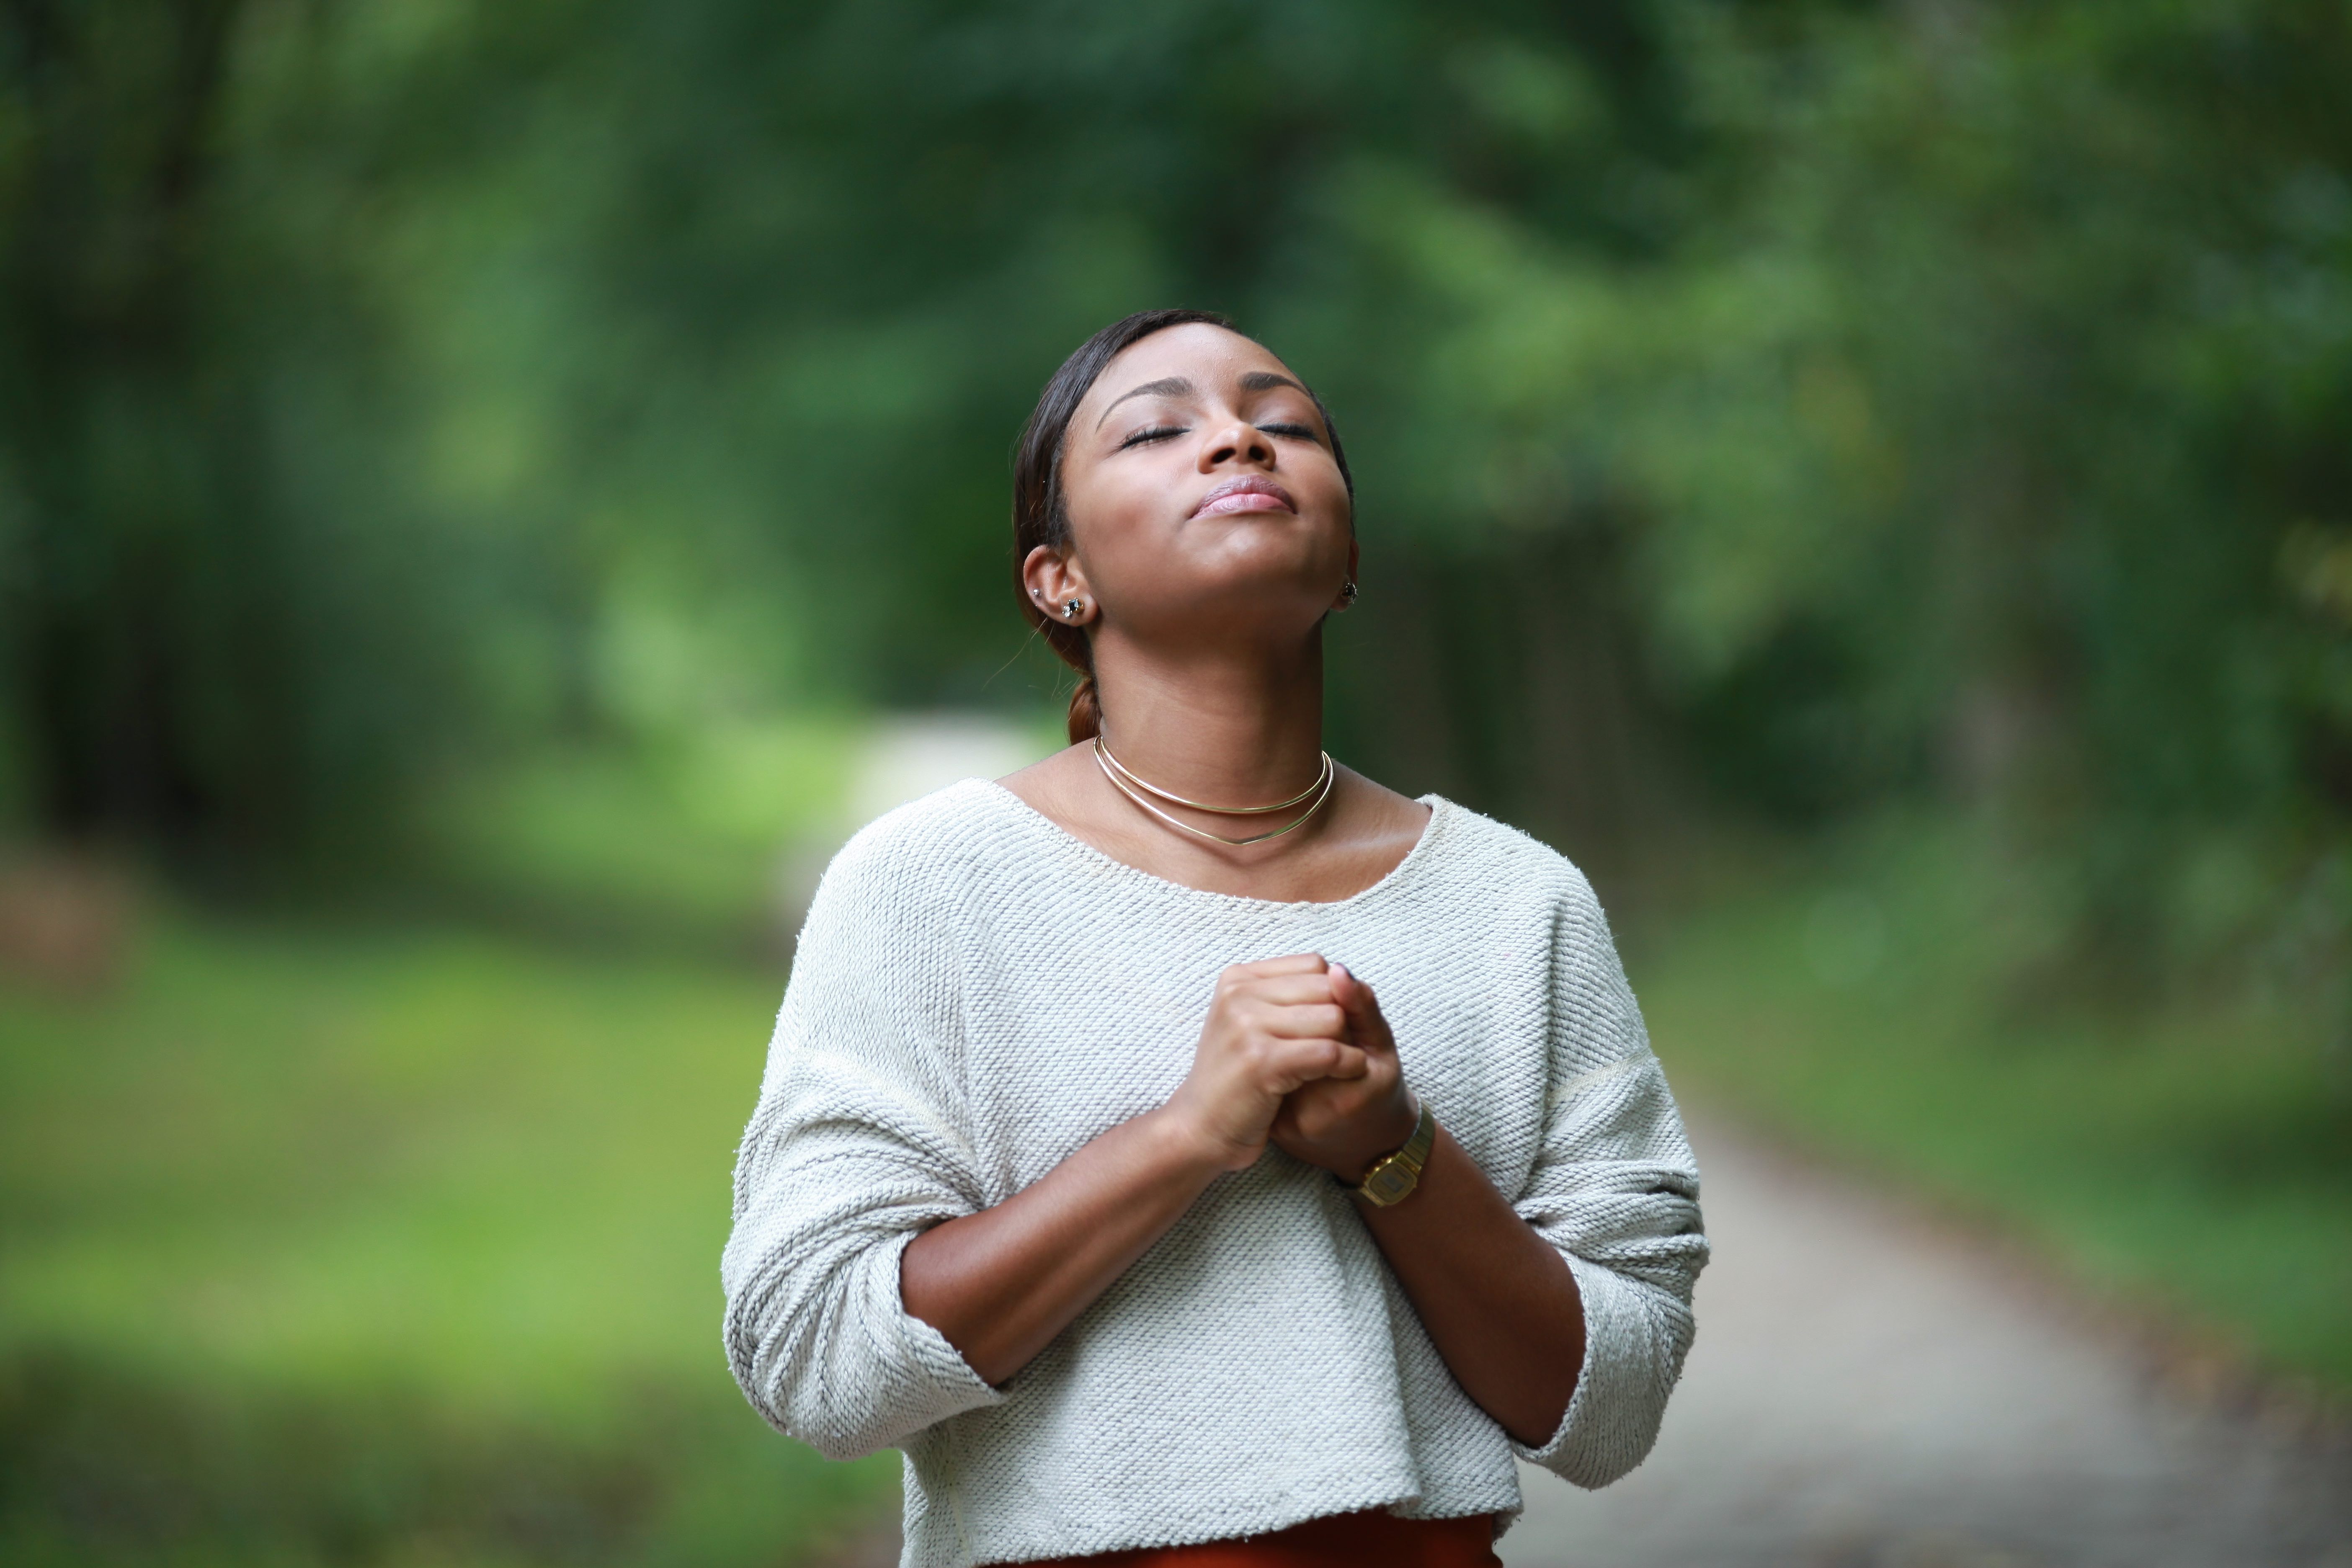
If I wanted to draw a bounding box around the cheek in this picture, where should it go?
[1269,446,1348,530]
[1063,464,1173,561]
[1297,480,1355,556]
[1302,456,1353,521]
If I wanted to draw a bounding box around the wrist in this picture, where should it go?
[1333,1091,1422,1185]
[1341,1099,1437,1207]
[1142,1102,1256,1179]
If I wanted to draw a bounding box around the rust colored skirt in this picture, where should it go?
[1023,1510,1500,1567]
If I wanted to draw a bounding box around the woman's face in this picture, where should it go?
[1047,323,1355,649]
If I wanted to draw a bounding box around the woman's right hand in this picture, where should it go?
[1160,954,1367,1171]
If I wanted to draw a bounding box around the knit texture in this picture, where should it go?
[722,782,1709,1568]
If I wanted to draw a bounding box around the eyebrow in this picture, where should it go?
[1096,377,1193,428]
[1094,370,1313,429]
[1239,371,1308,397]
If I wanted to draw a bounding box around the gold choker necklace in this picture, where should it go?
[1092,738,1335,847]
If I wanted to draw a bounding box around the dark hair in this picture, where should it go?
[1013,308,1354,743]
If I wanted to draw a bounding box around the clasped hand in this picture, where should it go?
[1162,954,1418,1183]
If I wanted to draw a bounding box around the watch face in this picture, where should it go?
[1365,1166,1414,1205]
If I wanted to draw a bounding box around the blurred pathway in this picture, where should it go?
[1498,1114,2351,1568]
[811,720,2351,1568]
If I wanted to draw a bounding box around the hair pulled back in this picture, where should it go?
[1012,308,1354,743]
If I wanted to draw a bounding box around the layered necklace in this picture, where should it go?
[1092,736,1335,847]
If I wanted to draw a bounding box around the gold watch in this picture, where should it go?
[1343,1101,1436,1208]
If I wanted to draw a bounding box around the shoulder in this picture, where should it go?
[1421,797,1605,921]
[1422,805,1648,1062]
[1416,799,1632,982]
[810,780,1021,925]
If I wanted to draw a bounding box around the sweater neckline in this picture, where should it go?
[971,779,1452,911]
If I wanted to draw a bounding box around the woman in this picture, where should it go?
[722,309,1708,1568]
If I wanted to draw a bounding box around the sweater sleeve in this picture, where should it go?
[1508,867,1709,1490]
[721,822,1004,1461]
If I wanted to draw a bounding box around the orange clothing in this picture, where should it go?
[1023,1509,1501,1567]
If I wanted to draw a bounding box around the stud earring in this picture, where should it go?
[1340,580,1359,608]
[1063,598,1084,619]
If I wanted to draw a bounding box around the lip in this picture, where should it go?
[1188,475,1296,518]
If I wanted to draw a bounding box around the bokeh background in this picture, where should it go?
[3,2,2348,1564]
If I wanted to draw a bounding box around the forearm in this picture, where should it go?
[1355,1126,1585,1445]
[900,1107,1225,1385]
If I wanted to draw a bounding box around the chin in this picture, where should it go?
[1148,574,1336,644]
[1197,526,1341,581]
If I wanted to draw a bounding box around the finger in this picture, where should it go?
[1239,973,1345,1007]
[1258,1001,1347,1039]
[1227,953,1328,980]
[1268,1038,1368,1087]
[1261,1036,1344,1088]
[1327,963,1395,1050]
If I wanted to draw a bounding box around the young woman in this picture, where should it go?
[723,310,1708,1568]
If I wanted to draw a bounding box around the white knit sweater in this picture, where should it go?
[722,781,1707,1568]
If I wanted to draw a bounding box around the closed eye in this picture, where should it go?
[1117,426,1187,450]
[1257,422,1320,442]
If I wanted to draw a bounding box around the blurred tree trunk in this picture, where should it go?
[0,0,287,850]
[1509,520,1661,916]
[1327,539,1466,803]
[1333,519,1666,919]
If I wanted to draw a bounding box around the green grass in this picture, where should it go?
[0,913,890,1566]
[1636,819,2352,1397]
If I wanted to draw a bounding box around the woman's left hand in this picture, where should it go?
[1269,963,1420,1182]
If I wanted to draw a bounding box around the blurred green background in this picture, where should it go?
[3,1,2348,1563]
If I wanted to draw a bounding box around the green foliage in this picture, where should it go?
[1305,2,2352,957]
[0,912,894,1564]
[3,1,2345,952]
[0,0,477,852]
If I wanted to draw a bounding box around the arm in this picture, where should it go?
[723,831,1010,1459]
[1492,884,1708,1488]
[1269,964,1587,1446]
[724,1037,1003,1458]
[897,1111,1222,1385]
[1272,921,1708,1483]
[899,954,1373,1384]
[1357,1127,1587,1444]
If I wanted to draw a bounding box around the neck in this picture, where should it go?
[1088,629,1327,807]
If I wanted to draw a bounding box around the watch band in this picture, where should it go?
[1343,1102,1437,1208]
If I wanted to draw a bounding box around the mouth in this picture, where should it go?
[1189,475,1297,518]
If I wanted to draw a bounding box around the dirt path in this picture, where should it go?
[810,722,2350,1567]
[1498,1114,2349,1568]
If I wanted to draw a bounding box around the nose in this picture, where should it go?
[1199,413,1274,473]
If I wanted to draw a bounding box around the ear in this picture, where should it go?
[1021,544,1096,625]
[1331,538,1361,613]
